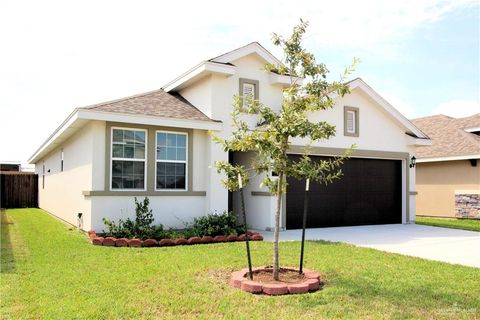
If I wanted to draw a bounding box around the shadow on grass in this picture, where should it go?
[1,210,16,273]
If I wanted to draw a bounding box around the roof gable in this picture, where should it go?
[209,42,282,66]
[347,78,428,140]
[80,89,212,122]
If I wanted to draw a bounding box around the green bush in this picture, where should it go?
[102,201,245,239]
[102,197,165,239]
[186,211,245,237]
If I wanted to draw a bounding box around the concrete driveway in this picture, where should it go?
[258,224,480,268]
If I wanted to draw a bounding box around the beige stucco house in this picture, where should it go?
[29,42,430,232]
[412,114,480,219]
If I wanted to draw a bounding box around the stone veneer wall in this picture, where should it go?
[455,194,480,219]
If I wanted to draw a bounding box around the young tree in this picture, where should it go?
[213,20,358,280]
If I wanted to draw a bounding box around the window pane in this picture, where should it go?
[156,176,166,189]
[112,129,123,142]
[124,130,134,142]
[166,133,176,147]
[134,145,145,159]
[111,160,144,189]
[134,176,144,189]
[165,176,176,188]
[135,131,145,143]
[177,134,186,147]
[112,177,123,189]
[124,146,134,158]
[165,163,176,175]
[124,161,134,174]
[177,147,186,161]
[123,177,134,189]
[112,144,123,158]
[175,163,185,175]
[157,162,166,175]
[133,162,144,175]
[112,161,122,176]
[166,147,176,160]
[157,146,166,160]
[157,133,166,147]
[175,176,185,189]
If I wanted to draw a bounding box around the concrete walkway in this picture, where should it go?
[258,224,480,268]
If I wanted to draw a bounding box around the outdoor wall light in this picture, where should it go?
[409,156,416,168]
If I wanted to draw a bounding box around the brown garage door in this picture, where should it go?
[286,155,402,229]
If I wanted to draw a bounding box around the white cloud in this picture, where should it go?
[0,0,476,165]
[431,100,480,118]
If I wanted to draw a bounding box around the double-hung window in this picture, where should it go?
[156,131,187,190]
[111,128,146,190]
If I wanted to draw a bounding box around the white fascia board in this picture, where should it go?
[416,154,480,163]
[78,110,223,131]
[163,61,236,92]
[269,73,303,86]
[349,79,428,139]
[28,109,82,164]
[407,136,432,146]
[212,42,282,66]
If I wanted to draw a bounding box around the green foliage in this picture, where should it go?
[102,197,164,239]
[185,211,246,237]
[212,20,358,196]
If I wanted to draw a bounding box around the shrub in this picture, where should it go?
[102,197,165,240]
[186,211,246,237]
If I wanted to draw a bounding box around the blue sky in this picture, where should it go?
[0,0,479,165]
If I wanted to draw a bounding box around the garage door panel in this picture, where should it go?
[286,155,402,229]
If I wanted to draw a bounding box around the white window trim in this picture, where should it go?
[110,126,148,191]
[155,130,188,191]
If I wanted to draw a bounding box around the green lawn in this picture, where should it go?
[1,209,479,320]
[416,216,480,232]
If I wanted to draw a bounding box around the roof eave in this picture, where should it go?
[28,109,223,164]
[416,154,480,163]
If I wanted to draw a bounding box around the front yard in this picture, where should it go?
[416,216,480,232]
[1,209,479,319]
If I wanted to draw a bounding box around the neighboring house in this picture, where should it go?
[0,161,21,172]
[412,114,480,219]
[29,42,430,231]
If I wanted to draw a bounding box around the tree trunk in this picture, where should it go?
[273,172,283,280]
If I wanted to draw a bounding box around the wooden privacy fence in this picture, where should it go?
[0,172,38,208]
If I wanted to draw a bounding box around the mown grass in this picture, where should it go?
[416,216,480,232]
[1,208,479,319]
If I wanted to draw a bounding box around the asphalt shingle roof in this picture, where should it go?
[411,114,480,158]
[80,89,214,122]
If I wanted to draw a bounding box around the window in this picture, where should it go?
[60,149,64,172]
[344,106,359,137]
[156,131,187,190]
[239,78,259,105]
[111,128,146,190]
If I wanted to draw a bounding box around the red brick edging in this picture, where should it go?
[230,267,322,295]
[87,230,263,247]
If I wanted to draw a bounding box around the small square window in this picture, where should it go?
[344,106,359,137]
